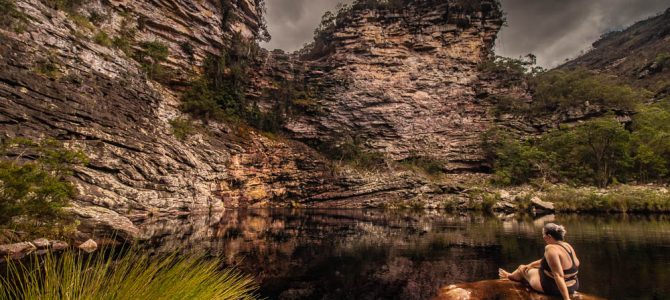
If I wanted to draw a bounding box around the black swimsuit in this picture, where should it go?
[539,243,579,296]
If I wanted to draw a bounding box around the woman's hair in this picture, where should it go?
[543,223,567,241]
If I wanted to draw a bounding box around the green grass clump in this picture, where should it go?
[169,118,195,141]
[0,250,258,300]
[94,31,112,47]
[68,13,95,31]
[0,0,28,32]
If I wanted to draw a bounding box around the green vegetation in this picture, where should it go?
[531,68,641,113]
[399,156,445,177]
[34,57,61,79]
[543,186,670,213]
[479,56,642,116]
[0,138,87,238]
[68,13,95,31]
[180,32,311,134]
[112,16,136,56]
[136,41,169,80]
[94,31,112,47]
[0,0,27,32]
[0,250,258,300]
[169,118,195,141]
[313,137,386,171]
[485,108,670,188]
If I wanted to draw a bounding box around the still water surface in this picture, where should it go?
[140,209,670,300]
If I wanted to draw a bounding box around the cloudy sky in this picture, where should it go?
[260,0,669,68]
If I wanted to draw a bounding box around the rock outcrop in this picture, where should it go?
[285,1,506,171]
[434,280,603,300]
[0,0,339,238]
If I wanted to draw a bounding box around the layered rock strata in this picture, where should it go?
[285,1,506,171]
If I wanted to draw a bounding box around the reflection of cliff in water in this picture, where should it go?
[134,210,670,299]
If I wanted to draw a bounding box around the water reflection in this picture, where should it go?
[137,210,670,300]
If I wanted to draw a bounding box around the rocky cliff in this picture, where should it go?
[284,0,506,171]
[0,0,345,238]
[0,0,519,238]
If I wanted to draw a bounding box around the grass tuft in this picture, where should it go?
[0,250,258,300]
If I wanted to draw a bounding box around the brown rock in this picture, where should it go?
[32,238,51,249]
[0,242,37,258]
[531,197,556,212]
[78,239,98,253]
[433,280,604,300]
[50,240,69,251]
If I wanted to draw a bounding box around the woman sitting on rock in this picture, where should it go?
[498,223,580,300]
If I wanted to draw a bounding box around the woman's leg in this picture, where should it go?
[498,265,528,282]
[525,268,544,293]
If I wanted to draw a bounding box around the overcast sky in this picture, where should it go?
[260,0,669,68]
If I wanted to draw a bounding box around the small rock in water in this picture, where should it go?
[78,239,98,253]
[32,238,51,249]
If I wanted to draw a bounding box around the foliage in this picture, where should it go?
[399,156,445,177]
[0,250,258,300]
[530,68,641,114]
[94,31,112,47]
[68,13,95,31]
[630,104,670,181]
[478,54,543,87]
[169,118,195,141]
[0,0,27,32]
[112,16,136,56]
[136,41,169,80]
[34,58,61,79]
[485,117,636,188]
[543,186,670,213]
[180,41,195,60]
[315,137,386,171]
[0,138,87,238]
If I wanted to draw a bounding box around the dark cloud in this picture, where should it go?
[262,0,670,67]
[497,0,670,67]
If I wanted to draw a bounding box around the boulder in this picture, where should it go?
[78,239,98,253]
[0,242,37,258]
[32,238,51,249]
[51,240,69,251]
[433,280,603,300]
[531,197,555,212]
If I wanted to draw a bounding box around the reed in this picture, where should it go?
[0,249,257,300]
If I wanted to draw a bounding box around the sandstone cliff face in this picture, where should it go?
[285,1,505,171]
[0,0,527,239]
[0,0,338,238]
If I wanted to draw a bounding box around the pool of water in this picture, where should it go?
[138,209,670,300]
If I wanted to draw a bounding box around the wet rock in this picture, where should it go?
[531,197,555,212]
[51,240,69,251]
[32,238,51,249]
[433,280,604,300]
[78,239,98,253]
[0,242,37,258]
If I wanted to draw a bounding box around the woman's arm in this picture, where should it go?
[546,249,571,300]
[527,259,542,268]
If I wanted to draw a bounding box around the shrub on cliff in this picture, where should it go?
[0,138,87,238]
